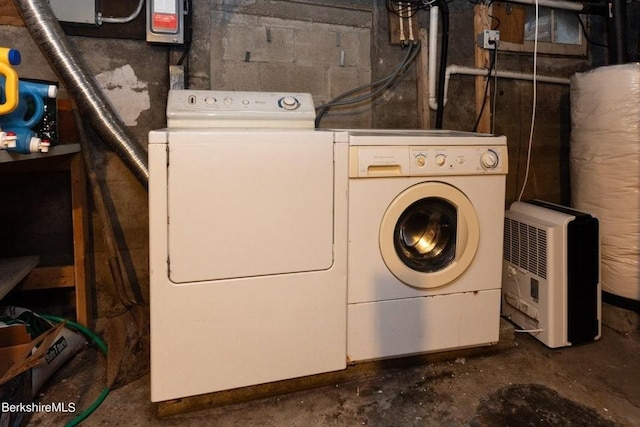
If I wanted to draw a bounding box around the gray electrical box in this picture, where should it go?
[49,0,97,24]
[146,0,185,44]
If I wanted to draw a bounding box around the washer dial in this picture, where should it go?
[480,150,499,170]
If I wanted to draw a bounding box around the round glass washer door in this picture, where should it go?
[379,182,480,289]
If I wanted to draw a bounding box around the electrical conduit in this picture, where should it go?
[14,0,149,188]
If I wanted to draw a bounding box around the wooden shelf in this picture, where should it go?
[0,256,40,300]
[0,144,90,326]
[0,144,81,164]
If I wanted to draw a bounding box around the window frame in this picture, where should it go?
[497,5,588,57]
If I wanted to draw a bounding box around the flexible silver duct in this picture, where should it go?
[14,0,149,188]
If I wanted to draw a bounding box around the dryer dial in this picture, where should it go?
[278,96,300,110]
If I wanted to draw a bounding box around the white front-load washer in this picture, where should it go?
[149,91,348,402]
[341,130,508,362]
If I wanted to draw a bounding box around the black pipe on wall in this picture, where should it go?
[606,0,628,63]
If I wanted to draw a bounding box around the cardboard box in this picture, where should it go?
[0,322,65,386]
[0,322,65,426]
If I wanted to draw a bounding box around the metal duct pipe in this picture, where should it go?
[14,0,149,188]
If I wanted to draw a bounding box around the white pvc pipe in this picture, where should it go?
[443,65,570,107]
[446,65,571,85]
[427,5,573,111]
[428,6,439,110]
[504,0,583,11]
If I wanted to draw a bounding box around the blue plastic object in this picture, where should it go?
[3,127,48,154]
[0,78,57,130]
[7,49,20,66]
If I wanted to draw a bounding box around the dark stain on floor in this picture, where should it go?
[470,384,620,427]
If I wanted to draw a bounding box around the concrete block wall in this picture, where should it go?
[211,4,372,128]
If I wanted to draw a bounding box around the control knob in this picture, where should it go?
[435,154,447,167]
[480,150,499,170]
[278,96,300,110]
[415,154,427,167]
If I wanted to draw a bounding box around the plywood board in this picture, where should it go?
[492,2,526,44]
[0,256,39,300]
[0,0,24,26]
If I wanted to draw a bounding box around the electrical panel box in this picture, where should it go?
[502,200,601,348]
[146,0,186,44]
[49,0,97,25]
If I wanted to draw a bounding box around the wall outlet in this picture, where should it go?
[478,30,500,49]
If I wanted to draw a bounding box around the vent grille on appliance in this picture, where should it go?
[503,217,548,279]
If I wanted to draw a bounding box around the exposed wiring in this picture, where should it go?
[517,0,539,202]
[177,44,190,67]
[176,0,193,89]
[488,15,499,134]
[98,0,144,24]
[489,14,501,30]
[491,46,498,134]
[315,41,421,127]
[40,314,109,427]
[315,41,419,121]
[472,42,498,132]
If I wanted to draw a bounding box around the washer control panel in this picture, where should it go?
[350,145,507,178]
[167,90,316,128]
[409,147,506,175]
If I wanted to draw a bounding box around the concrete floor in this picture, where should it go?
[27,320,640,426]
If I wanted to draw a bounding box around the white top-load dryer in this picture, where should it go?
[149,91,348,402]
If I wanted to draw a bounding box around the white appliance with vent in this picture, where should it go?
[502,200,601,348]
[149,91,348,402]
[345,130,508,361]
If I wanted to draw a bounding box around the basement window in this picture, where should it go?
[493,3,587,56]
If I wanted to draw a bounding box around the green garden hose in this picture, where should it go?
[39,314,110,427]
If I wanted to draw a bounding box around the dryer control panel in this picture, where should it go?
[349,145,508,178]
[166,90,316,128]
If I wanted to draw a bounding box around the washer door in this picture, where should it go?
[379,182,480,289]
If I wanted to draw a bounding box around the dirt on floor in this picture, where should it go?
[25,321,640,426]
